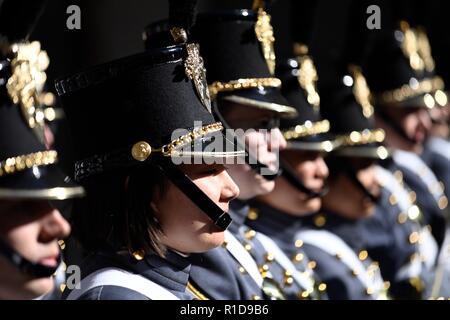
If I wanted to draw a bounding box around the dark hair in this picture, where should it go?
[71,165,168,257]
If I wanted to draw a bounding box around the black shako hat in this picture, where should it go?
[190,8,297,117]
[0,0,84,201]
[56,26,244,231]
[0,0,83,281]
[320,65,390,161]
[365,20,447,110]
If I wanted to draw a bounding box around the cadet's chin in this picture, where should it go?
[303,197,322,213]
[4,276,54,300]
[195,228,225,253]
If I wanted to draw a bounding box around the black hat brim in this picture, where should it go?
[0,164,85,200]
[332,144,391,160]
[219,88,297,118]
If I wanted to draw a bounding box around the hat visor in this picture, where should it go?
[332,144,391,160]
[169,130,246,164]
[0,164,85,200]
[219,88,297,118]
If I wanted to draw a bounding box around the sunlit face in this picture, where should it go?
[376,106,432,152]
[323,159,380,219]
[153,164,239,254]
[259,150,329,216]
[0,201,70,300]
[219,102,287,200]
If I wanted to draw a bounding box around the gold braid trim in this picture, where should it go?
[208,78,281,99]
[0,150,58,177]
[337,129,386,146]
[283,120,330,140]
[187,281,210,300]
[131,122,224,161]
[377,76,444,105]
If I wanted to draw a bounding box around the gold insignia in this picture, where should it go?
[350,65,374,118]
[254,8,276,75]
[400,21,425,72]
[297,50,320,111]
[185,43,212,113]
[415,28,435,73]
[6,41,49,143]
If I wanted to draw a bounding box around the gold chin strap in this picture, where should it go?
[0,150,58,177]
[131,122,224,161]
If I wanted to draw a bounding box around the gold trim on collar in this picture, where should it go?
[283,120,330,140]
[377,76,444,106]
[208,78,281,99]
[0,150,58,177]
[337,129,386,146]
[0,186,85,200]
[131,122,224,161]
[187,281,210,300]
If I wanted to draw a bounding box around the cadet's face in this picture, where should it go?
[153,164,239,254]
[276,150,329,215]
[377,106,432,151]
[0,200,70,300]
[219,102,287,200]
[429,106,450,138]
[324,162,380,219]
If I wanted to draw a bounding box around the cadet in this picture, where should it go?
[59,0,242,300]
[185,0,329,300]
[364,6,449,251]
[0,0,85,300]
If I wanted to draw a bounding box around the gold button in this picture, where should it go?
[244,244,252,252]
[358,250,368,261]
[307,261,317,269]
[284,276,294,286]
[438,196,448,210]
[398,212,408,224]
[293,253,304,263]
[284,270,292,277]
[389,195,398,205]
[384,281,391,290]
[318,283,327,292]
[132,249,145,261]
[409,191,417,203]
[295,239,304,248]
[352,269,360,277]
[408,205,421,220]
[409,232,420,244]
[298,291,310,299]
[247,208,259,220]
[60,283,67,292]
[239,267,246,274]
[251,295,262,300]
[131,141,152,161]
[314,214,326,227]
[366,287,374,295]
[394,170,403,183]
[245,229,256,240]
[335,253,343,260]
[265,253,275,263]
[259,264,270,273]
